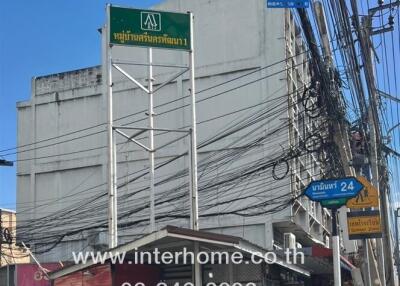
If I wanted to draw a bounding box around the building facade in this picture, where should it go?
[17,0,330,263]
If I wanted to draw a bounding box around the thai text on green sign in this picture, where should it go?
[320,198,348,208]
[109,6,191,50]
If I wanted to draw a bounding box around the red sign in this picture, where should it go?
[16,263,62,286]
[54,264,111,286]
[114,264,161,286]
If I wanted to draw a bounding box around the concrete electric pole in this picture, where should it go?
[395,208,400,286]
[353,1,400,283]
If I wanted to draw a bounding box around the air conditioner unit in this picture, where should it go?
[283,233,296,249]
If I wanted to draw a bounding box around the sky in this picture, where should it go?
[0,0,163,210]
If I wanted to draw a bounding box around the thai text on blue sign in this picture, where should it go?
[267,0,310,8]
[304,177,363,202]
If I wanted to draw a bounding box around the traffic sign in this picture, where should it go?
[346,176,379,209]
[347,210,382,239]
[304,177,363,202]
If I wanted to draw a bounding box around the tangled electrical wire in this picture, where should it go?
[12,54,348,257]
[12,75,349,256]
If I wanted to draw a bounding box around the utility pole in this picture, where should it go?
[311,7,362,284]
[395,208,400,286]
[367,4,400,285]
[297,5,359,285]
[356,2,400,281]
[368,102,386,285]
[347,3,392,285]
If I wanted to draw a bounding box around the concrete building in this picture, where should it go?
[17,0,330,265]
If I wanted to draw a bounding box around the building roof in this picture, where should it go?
[49,225,310,280]
[0,208,16,214]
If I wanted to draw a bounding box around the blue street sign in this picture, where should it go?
[267,0,310,8]
[304,177,363,202]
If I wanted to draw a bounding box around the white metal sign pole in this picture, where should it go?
[148,47,156,233]
[112,125,118,244]
[105,4,117,248]
[332,208,341,286]
[188,12,201,286]
[188,12,199,232]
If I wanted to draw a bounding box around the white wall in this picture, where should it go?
[16,0,321,262]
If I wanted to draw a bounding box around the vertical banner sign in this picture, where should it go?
[109,6,191,50]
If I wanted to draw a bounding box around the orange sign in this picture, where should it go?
[346,176,379,209]
[347,210,382,239]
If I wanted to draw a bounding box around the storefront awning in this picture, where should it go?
[49,225,311,280]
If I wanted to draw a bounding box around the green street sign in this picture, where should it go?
[320,198,348,208]
[109,6,191,51]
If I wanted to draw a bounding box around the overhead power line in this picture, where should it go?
[0,50,309,156]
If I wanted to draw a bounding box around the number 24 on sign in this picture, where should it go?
[341,181,354,192]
